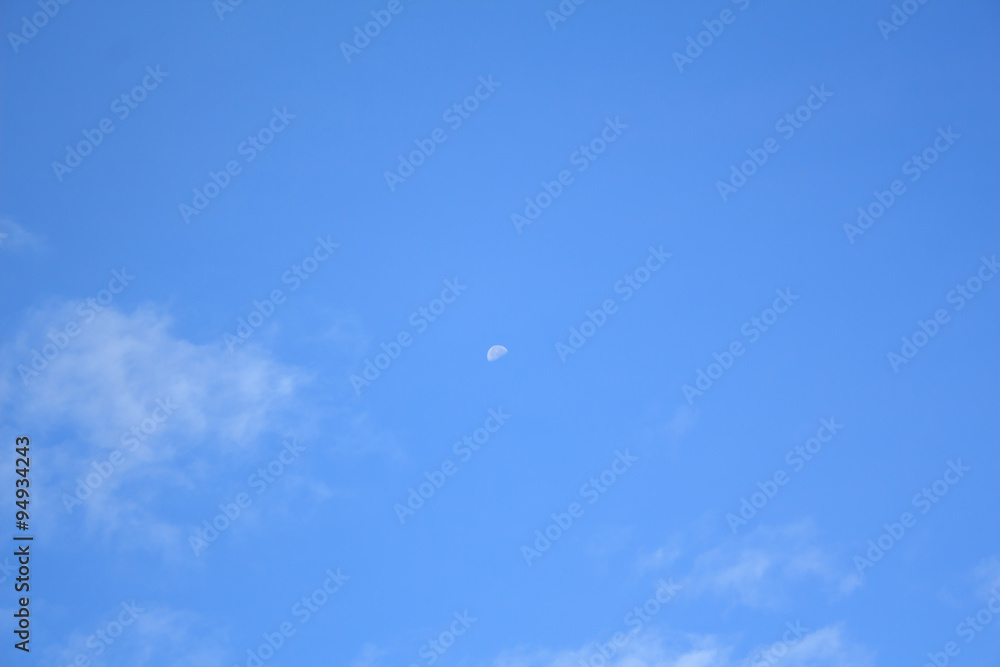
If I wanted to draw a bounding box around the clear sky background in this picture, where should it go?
[1,1,999,666]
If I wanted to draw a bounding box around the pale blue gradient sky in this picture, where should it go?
[1,1,999,666]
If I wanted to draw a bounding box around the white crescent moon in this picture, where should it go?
[487,345,508,361]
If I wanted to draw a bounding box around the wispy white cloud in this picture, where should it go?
[492,632,728,667]
[3,302,303,448]
[490,626,870,667]
[663,404,697,440]
[635,543,683,578]
[0,302,311,551]
[635,522,846,610]
[640,404,698,447]
[317,309,371,356]
[350,642,390,667]
[973,554,1000,598]
[771,625,875,667]
[0,218,42,251]
[41,604,232,667]
[0,300,402,556]
[686,521,840,609]
[332,409,405,461]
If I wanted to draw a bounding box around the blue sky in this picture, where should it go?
[1,0,999,665]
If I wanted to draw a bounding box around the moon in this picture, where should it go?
[486,345,508,362]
